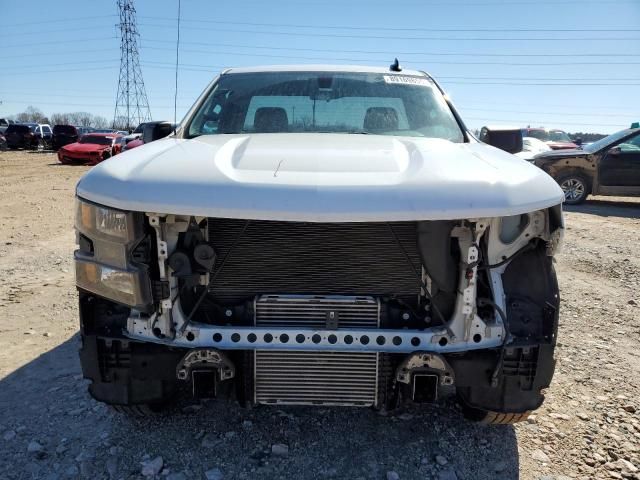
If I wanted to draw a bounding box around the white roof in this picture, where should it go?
[223,64,428,76]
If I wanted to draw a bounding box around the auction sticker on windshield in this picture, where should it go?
[383,75,432,86]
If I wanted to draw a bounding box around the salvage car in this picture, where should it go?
[534,124,640,204]
[0,118,15,135]
[52,125,92,150]
[123,121,174,151]
[58,133,125,165]
[4,123,52,150]
[75,65,565,423]
[523,127,578,150]
[515,137,552,162]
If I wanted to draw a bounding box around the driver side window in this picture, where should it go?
[618,133,640,153]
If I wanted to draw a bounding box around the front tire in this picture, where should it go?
[557,172,589,205]
[461,402,531,424]
[111,403,171,417]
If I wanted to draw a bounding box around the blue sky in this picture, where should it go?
[1,0,639,133]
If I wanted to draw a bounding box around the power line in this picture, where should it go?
[137,22,640,41]
[0,48,115,60]
[1,59,119,70]
[464,116,628,128]
[142,42,639,58]
[141,42,640,66]
[458,107,638,118]
[0,25,116,39]
[1,15,117,28]
[139,15,640,33]
[2,37,117,49]
[132,0,639,7]
[1,99,190,108]
[1,66,118,76]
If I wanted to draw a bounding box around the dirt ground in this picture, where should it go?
[0,150,638,480]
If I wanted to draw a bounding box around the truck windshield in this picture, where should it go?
[187,71,464,142]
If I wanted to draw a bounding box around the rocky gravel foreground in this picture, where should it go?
[0,151,639,479]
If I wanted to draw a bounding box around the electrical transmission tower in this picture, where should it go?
[113,0,151,131]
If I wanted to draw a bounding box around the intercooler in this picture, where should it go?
[253,295,379,406]
[205,218,421,407]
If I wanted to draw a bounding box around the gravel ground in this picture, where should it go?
[0,150,638,480]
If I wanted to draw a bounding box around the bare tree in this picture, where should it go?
[16,107,114,129]
[50,113,71,126]
[91,115,109,129]
[14,106,46,123]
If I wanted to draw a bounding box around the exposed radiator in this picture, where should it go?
[207,218,421,305]
[255,294,379,329]
[254,351,378,406]
[254,294,379,407]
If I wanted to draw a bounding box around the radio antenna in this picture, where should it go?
[173,0,182,134]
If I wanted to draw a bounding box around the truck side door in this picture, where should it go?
[598,132,640,188]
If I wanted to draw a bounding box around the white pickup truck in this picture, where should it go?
[74,64,564,423]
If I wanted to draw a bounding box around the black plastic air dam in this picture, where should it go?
[450,344,556,413]
[80,335,185,405]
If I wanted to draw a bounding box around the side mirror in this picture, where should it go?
[574,137,583,146]
[479,126,524,154]
[608,146,622,156]
[142,122,173,144]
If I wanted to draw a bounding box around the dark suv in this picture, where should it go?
[52,125,92,150]
[534,125,640,204]
[5,124,37,149]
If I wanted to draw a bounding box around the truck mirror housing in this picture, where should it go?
[479,126,523,154]
[143,122,173,144]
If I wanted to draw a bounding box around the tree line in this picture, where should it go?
[7,106,109,129]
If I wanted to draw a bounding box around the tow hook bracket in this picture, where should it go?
[396,352,455,386]
[176,348,235,381]
[412,374,439,403]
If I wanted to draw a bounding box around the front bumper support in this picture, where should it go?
[126,321,505,354]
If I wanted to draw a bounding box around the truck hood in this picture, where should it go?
[76,133,564,222]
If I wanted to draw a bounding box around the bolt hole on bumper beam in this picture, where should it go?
[126,324,503,353]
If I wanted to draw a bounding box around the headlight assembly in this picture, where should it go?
[74,197,151,309]
[75,258,152,310]
[76,198,143,244]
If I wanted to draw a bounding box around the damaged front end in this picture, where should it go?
[75,198,563,421]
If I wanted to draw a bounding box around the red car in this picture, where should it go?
[58,133,126,165]
[123,138,144,151]
[522,128,579,150]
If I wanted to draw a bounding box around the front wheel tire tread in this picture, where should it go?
[110,404,168,417]
[478,410,531,425]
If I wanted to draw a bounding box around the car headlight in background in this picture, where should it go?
[74,197,152,309]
